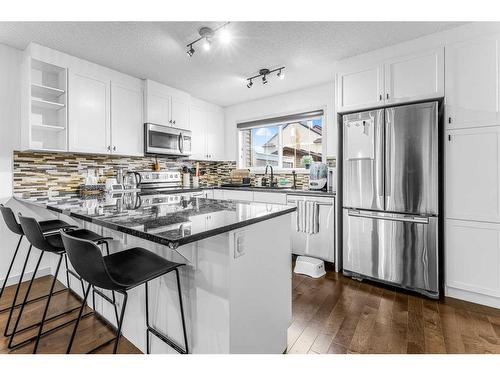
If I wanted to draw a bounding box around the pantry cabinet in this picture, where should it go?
[445,126,500,223]
[445,35,500,129]
[143,79,190,129]
[446,219,500,298]
[336,47,444,112]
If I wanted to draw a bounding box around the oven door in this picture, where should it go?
[145,123,187,156]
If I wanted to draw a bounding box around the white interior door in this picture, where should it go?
[337,64,384,112]
[111,82,143,156]
[446,126,500,223]
[446,219,500,298]
[384,47,444,104]
[445,35,500,129]
[68,71,110,153]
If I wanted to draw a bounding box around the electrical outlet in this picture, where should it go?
[234,231,245,258]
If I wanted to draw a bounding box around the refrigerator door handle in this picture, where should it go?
[347,210,429,224]
[385,108,393,198]
[377,110,385,197]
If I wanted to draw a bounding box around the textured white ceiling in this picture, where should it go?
[0,21,464,107]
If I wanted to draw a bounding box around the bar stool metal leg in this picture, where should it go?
[144,273,189,354]
[0,235,23,312]
[113,291,128,354]
[66,283,92,354]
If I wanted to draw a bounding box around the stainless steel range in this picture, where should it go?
[137,171,182,192]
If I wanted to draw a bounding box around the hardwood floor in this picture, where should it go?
[2,271,500,354]
[288,271,500,354]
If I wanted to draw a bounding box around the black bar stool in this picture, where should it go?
[0,204,77,334]
[8,215,113,353]
[60,230,189,354]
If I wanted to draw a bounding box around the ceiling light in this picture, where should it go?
[203,38,211,51]
[185,22,230,58]
[219,27,231,44]
[245,67,285,88]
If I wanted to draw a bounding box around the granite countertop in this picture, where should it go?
[15,192,296,249]
[149,185,336,197]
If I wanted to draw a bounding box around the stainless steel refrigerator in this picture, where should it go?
[342,101,439,298]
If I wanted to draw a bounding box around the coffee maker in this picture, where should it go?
[308,162,328,190]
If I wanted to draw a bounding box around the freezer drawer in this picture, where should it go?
[343,109,384,211]
[342,209,439,296]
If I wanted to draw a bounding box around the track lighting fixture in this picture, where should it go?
[246,67,285,88]
[186,22,230,57]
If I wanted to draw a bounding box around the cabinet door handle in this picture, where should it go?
[448,117,452,124]
[379,94,382,101]
[448,134,451,141]
[113,146,116,151]
[107,145,111,151]
[173,120,176,125]
[386,93,389,99]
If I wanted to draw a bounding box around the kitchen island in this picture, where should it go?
[14,192,295,354]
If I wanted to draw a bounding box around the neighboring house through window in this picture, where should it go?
[238,110,324,170]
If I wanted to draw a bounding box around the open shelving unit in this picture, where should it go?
[26,58,68,151]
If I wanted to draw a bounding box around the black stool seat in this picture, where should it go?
[39,219,76,233]
[104,248,182,290]
[66,229,112,244]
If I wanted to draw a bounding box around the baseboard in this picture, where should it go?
[445,286,500,309]
[0,267,52,288]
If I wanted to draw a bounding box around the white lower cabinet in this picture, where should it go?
[446,126,500,223]
[219,190,253,202]
[446,219,500,298]
[253,192,287,205]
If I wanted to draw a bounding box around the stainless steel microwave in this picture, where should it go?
[144,123,192,157]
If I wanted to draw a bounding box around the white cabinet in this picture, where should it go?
[253,192,287,205]
[190,101,225,160]
[68,70,110,153]
[111,81,143,156]
[219,190,253,202]
[446,219,500,298]
[384,48,444,104]
[445,35,500,129]
[144,79,190,128]
[336,47,444,112]
[446,126,500,223]
[337,64,384,112]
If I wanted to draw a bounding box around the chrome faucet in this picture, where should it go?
[265,164,274,187]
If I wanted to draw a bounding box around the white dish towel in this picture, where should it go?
[296,200,319,234]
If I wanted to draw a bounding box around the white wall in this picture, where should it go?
[223,82,335,163]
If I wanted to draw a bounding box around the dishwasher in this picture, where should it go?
[286,194,335,262]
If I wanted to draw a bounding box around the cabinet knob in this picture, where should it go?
[107,145,111,151]
[379,94,382,101]
[448,117,452,124]
[173,120,176,125]
[113,146,116,151]
[386,93,389,99]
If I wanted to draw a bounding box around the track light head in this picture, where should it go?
[187,45,195,57]
[262,75,268,84]
[203,38,212,51]
[247,79,253,89]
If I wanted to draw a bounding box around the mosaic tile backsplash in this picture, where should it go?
[13,151,311,197]
[13,151,236,197]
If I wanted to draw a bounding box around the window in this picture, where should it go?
[238,110,324,169]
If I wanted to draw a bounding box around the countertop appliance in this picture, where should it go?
[144,123,192,157]
[308,162,328,190]
[287,194,335,262]
[342,101,439,298]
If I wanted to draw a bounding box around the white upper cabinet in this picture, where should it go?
[189,99,225,161]
[384,47,444,104]
[336,47,445,112]
[144,79,190,128]
[337,64,384,112]
[111,80,143,156]
[446,126,500,223]
[68,70,110,154]
[445,35,500,129]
